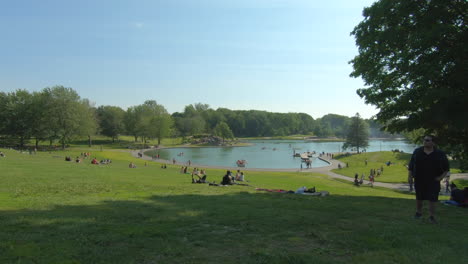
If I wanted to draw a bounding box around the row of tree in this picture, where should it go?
[0,86,387,150]
[0,87,96,149]
[171,103,395,139]
[0,86,172,149]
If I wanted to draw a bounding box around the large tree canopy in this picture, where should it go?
[350,0,467,167]
[213,121,234,143]
[96,105,125,142]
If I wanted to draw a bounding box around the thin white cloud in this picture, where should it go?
[134,22,144,28]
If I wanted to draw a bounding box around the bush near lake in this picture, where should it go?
[1,148,467,263]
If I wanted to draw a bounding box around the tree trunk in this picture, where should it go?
[112,136,115,143]
[88,135,92,147]
[20,136,25,148]
[134,135,138,142]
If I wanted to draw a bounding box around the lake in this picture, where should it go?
[145,139,417,169]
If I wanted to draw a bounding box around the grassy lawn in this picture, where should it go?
[331,151,461,183]
[1,148,467,263]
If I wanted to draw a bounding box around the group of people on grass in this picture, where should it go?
[352,166,384,187]
[221,170,246,185]
[65,153,112,165]
[178,166,208,183]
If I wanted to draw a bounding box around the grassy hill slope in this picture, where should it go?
[0,148,467,264]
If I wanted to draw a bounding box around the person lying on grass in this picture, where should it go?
[192,174,208,184]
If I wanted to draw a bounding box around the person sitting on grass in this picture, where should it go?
[0,151,5,157]
[129,162,136,168]
[221,170,233,185]
[91,158,99,164]
[238,172,245,182]
[192,167,199,177]
[449,183,466,206]
[235,170,241,181]
[75,156,81,163]
[65,156,72,162]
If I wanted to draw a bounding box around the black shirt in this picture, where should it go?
[408,147,449,184]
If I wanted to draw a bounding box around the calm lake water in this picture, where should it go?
[145,139,417,169]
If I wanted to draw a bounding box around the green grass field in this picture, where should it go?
[1,147,467,263]
[331,151,461,183]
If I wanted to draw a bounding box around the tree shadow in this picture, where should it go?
[1,192,466,264]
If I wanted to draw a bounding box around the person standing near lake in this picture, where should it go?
[408,135,449,223]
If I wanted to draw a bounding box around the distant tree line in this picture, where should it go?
[171,103,398,140]
[0,86,397,149]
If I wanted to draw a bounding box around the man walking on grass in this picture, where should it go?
[408,135,449,223]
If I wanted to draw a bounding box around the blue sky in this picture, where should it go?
[0,0,378,118]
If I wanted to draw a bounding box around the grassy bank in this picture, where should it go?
[1,148,467,263]
[332,151,461,183]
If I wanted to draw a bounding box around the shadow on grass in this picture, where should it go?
[1,193,467,264]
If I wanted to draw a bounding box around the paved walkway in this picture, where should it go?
[131,148,468,192]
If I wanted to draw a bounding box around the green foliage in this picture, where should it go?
[173,106,317,138]
[343,113,370,153]
[77,99,99,147]
[213,121,234,142]
[96,105,125,142]
[43,86,91,149]
[0,90,35,146]
[317,114,350,138]
[123,101,173,145]
[350,0,468,169]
